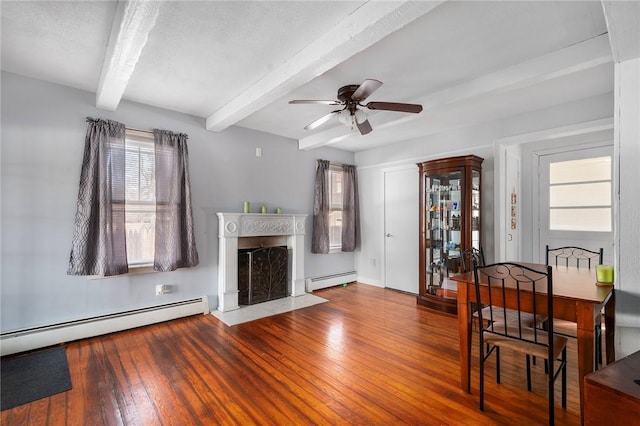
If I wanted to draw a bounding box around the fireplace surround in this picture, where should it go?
[216,213,307,312]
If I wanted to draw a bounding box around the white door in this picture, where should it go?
[538,145,614,264]
[384,167,418,293]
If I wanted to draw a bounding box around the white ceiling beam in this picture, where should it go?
[205,0,445,132]
[299,34,613,151]
[601,1,640,63]
[96,0,161,111]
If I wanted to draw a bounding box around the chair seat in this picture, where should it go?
[475,306,546,329]
[553,319,578,337]
[551,313,602,338]
[484,323,568,360]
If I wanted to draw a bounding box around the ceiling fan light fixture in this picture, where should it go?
[354,109,367,124]
[337,109,351,125]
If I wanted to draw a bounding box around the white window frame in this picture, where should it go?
[548,156,612,232]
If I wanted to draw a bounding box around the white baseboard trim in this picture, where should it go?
[356,277,384,288]
[306,271,357,291]
[0,297,209,356]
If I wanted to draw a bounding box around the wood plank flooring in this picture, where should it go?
[1,283,581,425]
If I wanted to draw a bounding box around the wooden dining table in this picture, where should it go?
[452,263,615,423]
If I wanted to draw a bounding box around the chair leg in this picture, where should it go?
[496,347,501,384]
[479,340,485,411]
[468,310,473,390]
[526,354,532,391]
[596,324,603,367]
[562,347,567,409]
[549,357,555,426]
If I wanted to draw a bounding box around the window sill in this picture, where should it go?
[87,265,157,280]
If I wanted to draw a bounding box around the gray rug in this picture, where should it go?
[1,346,72,411]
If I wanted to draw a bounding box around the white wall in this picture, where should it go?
[0,72,355,332]
[614,57,640,357]
[354,92,613,289]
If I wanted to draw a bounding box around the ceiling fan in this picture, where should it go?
[289,79,423,135]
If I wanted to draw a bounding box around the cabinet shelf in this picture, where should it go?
[418,155,483,315]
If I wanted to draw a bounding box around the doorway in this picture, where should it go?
[537,145,614,263]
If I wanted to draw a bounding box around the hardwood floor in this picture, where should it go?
[2,284,581,425]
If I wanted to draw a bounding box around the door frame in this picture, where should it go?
[494,118,614,262]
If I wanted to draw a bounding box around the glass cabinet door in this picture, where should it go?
[425,171,462,299]
[471,170,481,251]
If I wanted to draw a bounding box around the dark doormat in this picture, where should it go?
[1,346,72,411]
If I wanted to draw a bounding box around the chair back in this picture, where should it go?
[473,261,554,348]
[545,245,603,269]
[460,247,485,273]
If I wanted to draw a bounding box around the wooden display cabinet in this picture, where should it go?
[417,155,483,314]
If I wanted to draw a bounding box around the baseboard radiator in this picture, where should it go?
[0,297,209,356]
[306,271,357,291]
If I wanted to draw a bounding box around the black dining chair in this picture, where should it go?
[463,248,540,331]
[473,261,567,425]
[545,245,603,269]
[545,245,604,367]
[463,247,544,378]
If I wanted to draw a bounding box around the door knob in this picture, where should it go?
[386,233,393,237]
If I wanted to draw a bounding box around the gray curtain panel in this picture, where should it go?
[311,160,331,254]
[68,118,128,276]
[341,164,359,252]
[152,130,199,271]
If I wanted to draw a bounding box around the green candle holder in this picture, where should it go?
[596,264,614,286]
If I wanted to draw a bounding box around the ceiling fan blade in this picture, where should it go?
[289,100,341,105]
[304,110,341,130]
[351,79,383,101]
[365,102,423,113]
[356,119,373,135]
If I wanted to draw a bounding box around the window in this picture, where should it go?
[125,131,156,266]
[549,156,612,232]
[328,164,343,251]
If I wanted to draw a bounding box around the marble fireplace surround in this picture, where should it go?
[216,213,308,312]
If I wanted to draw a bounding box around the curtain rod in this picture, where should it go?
[321,160,356,168]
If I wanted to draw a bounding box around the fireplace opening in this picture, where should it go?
[238,237,289,305]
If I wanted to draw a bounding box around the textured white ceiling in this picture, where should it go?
[0,1,620,152]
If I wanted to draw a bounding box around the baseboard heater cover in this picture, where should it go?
[0,297,209,356]
[306,271,357,291]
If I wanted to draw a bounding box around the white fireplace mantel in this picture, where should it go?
[216,213,307,312]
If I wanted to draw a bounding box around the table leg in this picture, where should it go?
[576,301,596,424]
[457,283,471,393]
[604,291,616,364]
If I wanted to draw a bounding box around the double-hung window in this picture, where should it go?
[328,164,343,252]
[124,130,156,267]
